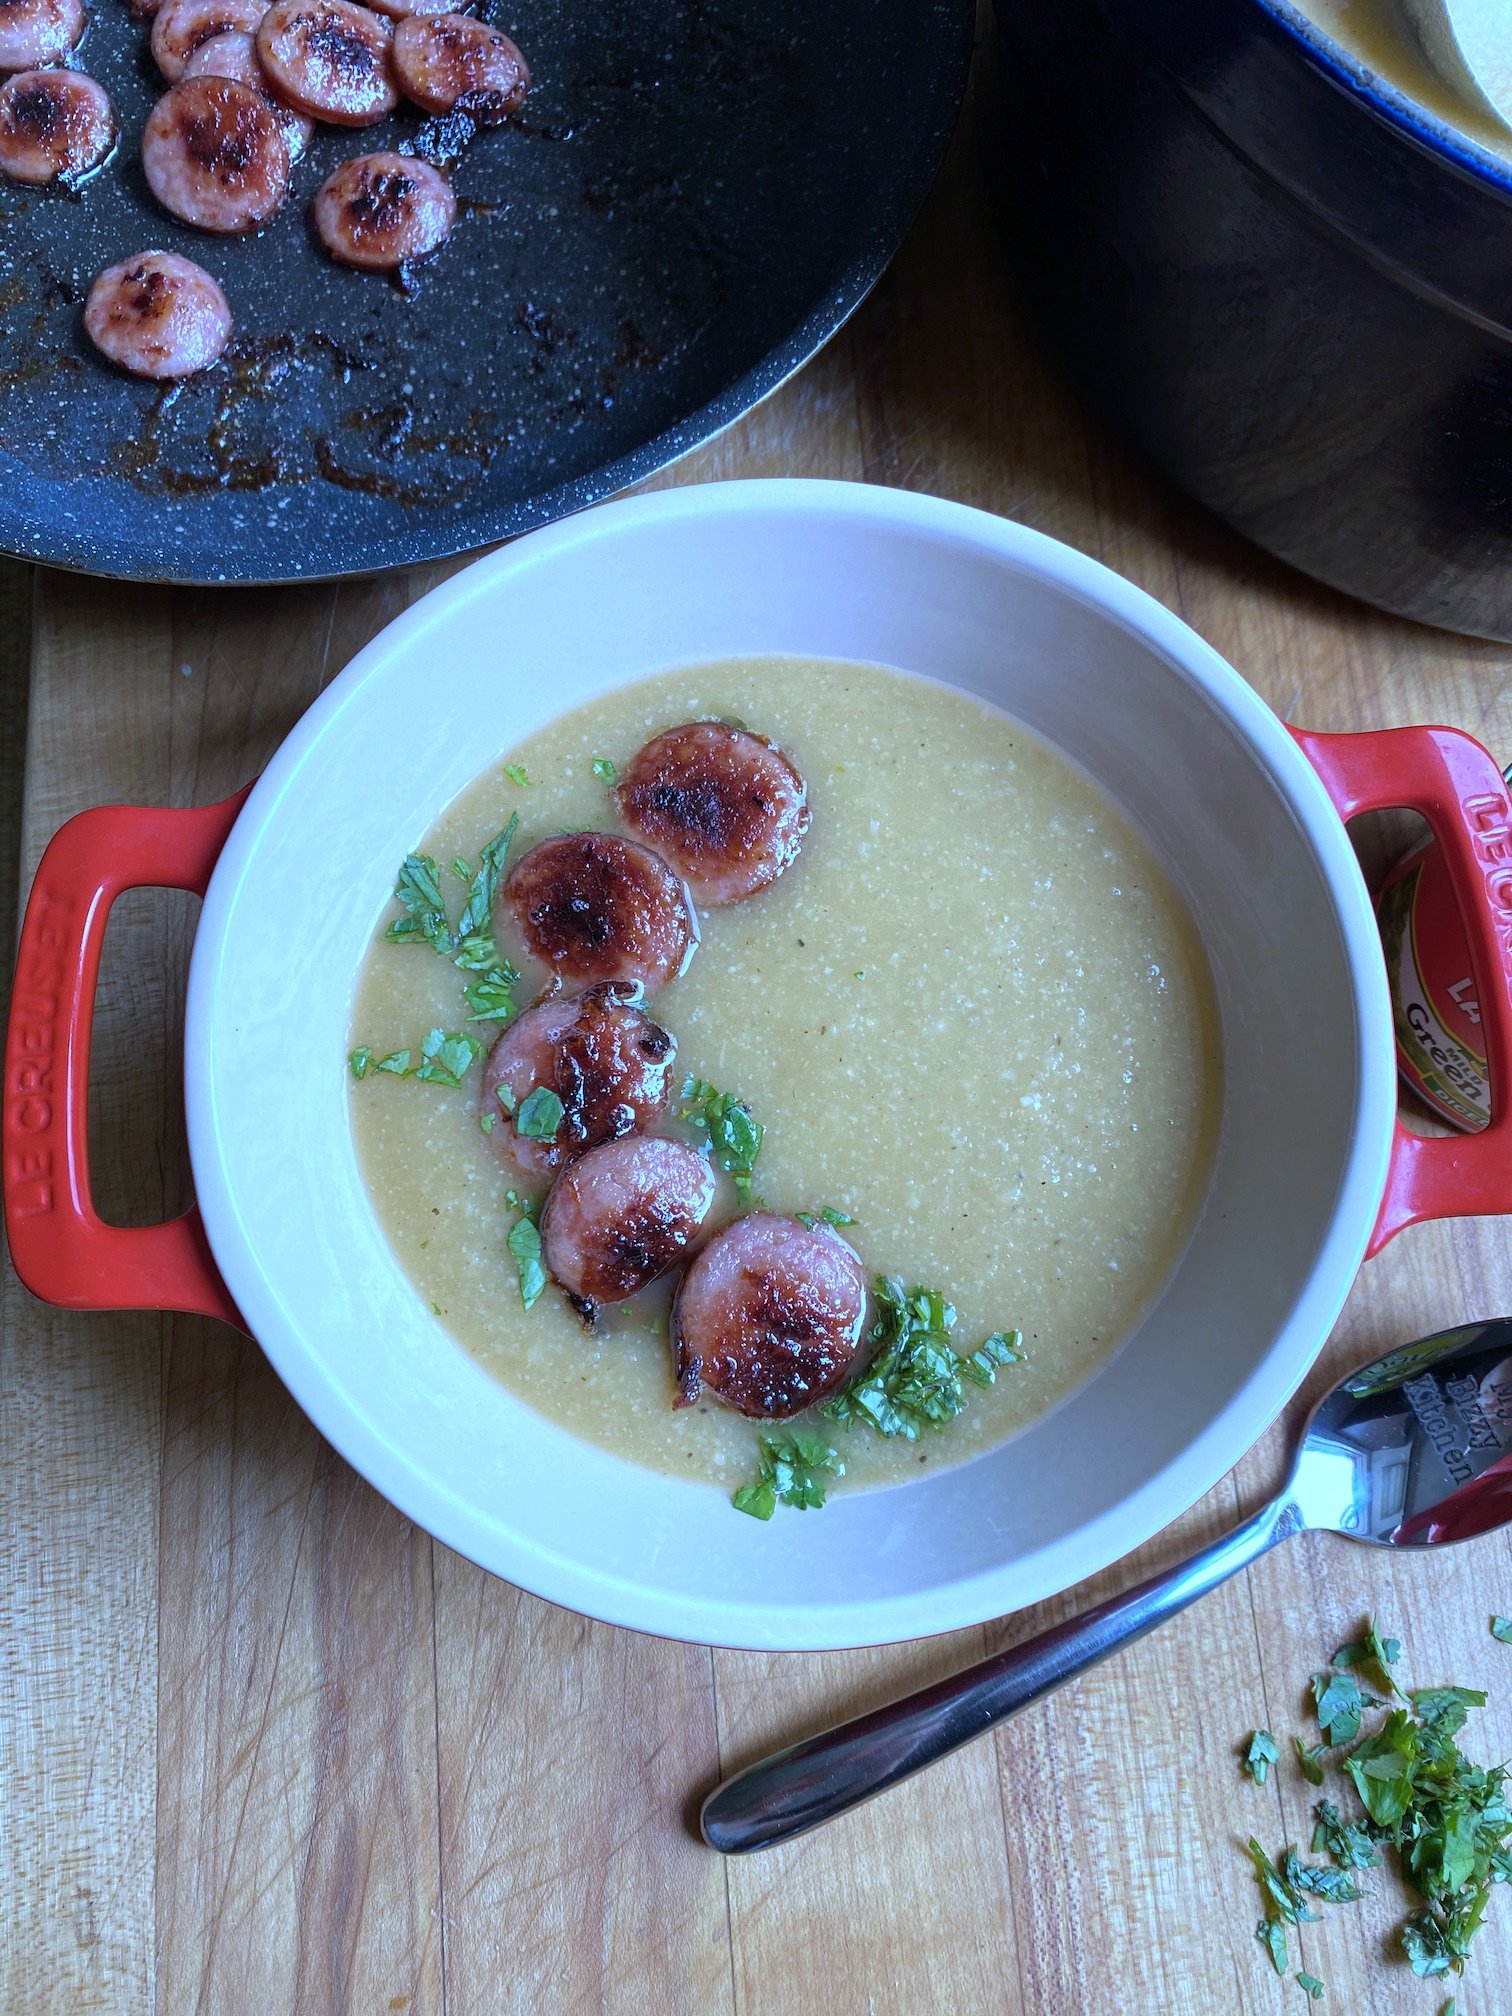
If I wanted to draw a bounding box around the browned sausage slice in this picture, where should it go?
[183,28,311,161]
[151,0,266,80]
[0,67,113,183]
[364,0,449,18]
[480,981,676,1180]
[671,1213,868,1418]
[391,11,527,122]
[311,148,454,269]
[83,249,232,379]
[255,0,397,125]
[503,833,695,994]
[541,1137,716,1315]
[142,75,290,232]
[616,722,811,906]
[0,0,85,71]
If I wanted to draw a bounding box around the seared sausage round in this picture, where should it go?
[84,249,232,378]
[0,67,113,183]
[503,832,695,994]
[183,28,311,161]
[311,148,454,269]
[0,0,84,71]
[541,1136,715,1315]
[671,1213,868,1418]
[391,11,527,121]
[142,75,290,232]
[151,0,267,80]
[364,0,448,18]
[255,0,397,125]
[480,981,676,1179]
[615,722,811,907]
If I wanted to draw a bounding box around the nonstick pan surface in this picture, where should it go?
[0,0,972,583]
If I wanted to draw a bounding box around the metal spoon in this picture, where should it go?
[701,1319,1512,1854]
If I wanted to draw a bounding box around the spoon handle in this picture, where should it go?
[701,1495,1297,1854]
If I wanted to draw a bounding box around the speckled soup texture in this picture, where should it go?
[348,658,1222,1496]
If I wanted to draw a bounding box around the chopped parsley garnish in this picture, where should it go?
[348,1045,373,1080]
[795,1206,857,1231]
[1243,1730,1280,1785]
[1333,1617,1402,1698]
[823,1277,1023,1441]
[1493,1617,1512,1644]
[414,1029,484,1087]
[732,1431,844,1520]
[1296,1972,1325,2000]
[377,818,521,1026]
[1294,1738,1327,1786]
[480,1110,496,1134]
[1256,1919,1288,1975]
[506,1199,546,1311]
[377,1049,412,1074]
[503,763,531,788]
[591,757,617,785]
[1239,1623,1512,1992]
[515,1086,564,1141]
[680,1076,763,1202]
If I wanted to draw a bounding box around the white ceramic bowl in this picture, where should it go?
[182,478,1402,1649]
[22,481,1512,1650]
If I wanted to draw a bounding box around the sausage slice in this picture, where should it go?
[0,67,113,183]
[616,721,811,906]
[311,148,454,269]
[142,75,290,233]
[0,0,85,72]
[503,832,695,994]
[183,28,311,162]
[84,249,232,379]
[672,1213,869,1418]
[541,1136,716,1316]
[255,0,398,125]
[391,11,527,122]
[151,0,267,80]
[480,981,676,1180]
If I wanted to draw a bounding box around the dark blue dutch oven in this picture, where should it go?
[991,0,1512,640]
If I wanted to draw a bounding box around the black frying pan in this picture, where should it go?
[0,0,973,583]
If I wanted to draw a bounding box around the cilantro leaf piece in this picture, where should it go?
[732,1478,776,1521]
[414,1029,485,1088]
[1247,1839,1320,1927]
[1402,1909,1455,1978]
[480,1110,496,1134]
[1344,1710,1420,1828]
[794,1211,816,1229]
[1333,1618,1402,1698]
[507,1207,546,1311]
[960,1329,1025,1386]
[1295,1738,1327,1787]
[1493,1617,1512,1645]
[1256,1919,1288,1975]
[385,853,452,951]
[821,1206,856,1227]
[1296,1974,1325,2001]
[591,757,617,785]
[377,1049,413,1075]
[1411,1687,1487,1738]
[1244,1730,1281,1785]
[680,1076,763,1202]
[731,1432,844,1518]
[348,1045,373,1080]
[515,1086,565,1141]
[1282,1849,1364,1905]
[463,969,521,1022]
[455,816,518,942]
[1313,1670,1371,1748]
[1441,2001,1457,2016]
[451,856,472,882]
[1311,1801,1380,1871]
[503,764,531,788]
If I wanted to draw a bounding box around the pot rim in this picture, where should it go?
[182,479,1398,1648]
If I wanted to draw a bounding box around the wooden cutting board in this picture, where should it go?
[5,46,1512,2016]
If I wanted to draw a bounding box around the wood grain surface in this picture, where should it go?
[6,39,1512,2016]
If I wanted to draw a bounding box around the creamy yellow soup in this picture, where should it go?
[1289,0,1512,159]
[348,658,1221,1497]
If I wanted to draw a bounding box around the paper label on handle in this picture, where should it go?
[1378,848,1490,1131]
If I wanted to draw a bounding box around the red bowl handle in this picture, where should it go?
[1292,724,1512,1255]
[4,791,252,1331]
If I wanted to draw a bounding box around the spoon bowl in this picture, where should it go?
[701,1319,1512,1854]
